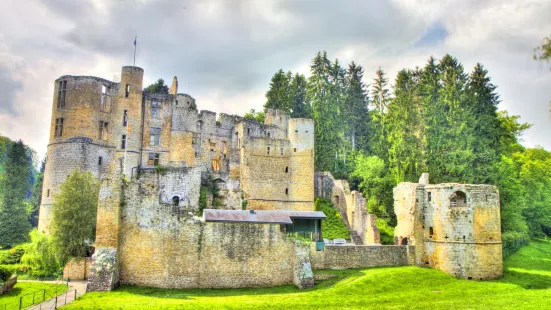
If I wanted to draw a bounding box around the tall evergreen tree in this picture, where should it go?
[0,140,32,247]
[28,157,46,227]
[342,62,370,152]
[387,69,425,183]
[369,67,390,159]
[289,73,311,118]
[264,69,292,113]
[466,63,501,184]
[307,51,340,172]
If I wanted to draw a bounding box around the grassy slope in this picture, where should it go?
[0,282,68,309]
[314,198,350,240]
[65,240,551,310]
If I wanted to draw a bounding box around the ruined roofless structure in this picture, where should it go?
[38,66,315,233]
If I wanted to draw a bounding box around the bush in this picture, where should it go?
[0,243,30,265]
[0,265,12,282]
[314,198,350,240]
[502,231,530,258]
[20,230,61,276]
[0,264,31,275]
[376,218,395,245]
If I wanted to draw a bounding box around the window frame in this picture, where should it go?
[149,127,161,146]
[151,101,162,119]
[148,153,160,166]
[54,118,64,137]
[57,80,67,108]
[98,121,109,140]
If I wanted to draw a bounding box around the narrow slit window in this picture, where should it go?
[285,188,288,195]
[294,148,297,152]
[429,227,434,237]
[121,135,127,149]
[267,147,270,155]
[98,156,103,166]
[123,110,128,126]
[285,167,288,173]
[428,192,432,202]
[125,84,130,98]
[280,148,283,155]
[247,128,250,135]
[47,189,50,197]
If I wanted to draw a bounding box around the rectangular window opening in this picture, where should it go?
[267,146,270,155]
[150,127,161,146]
[280,148,283,155]
[429,227,434,237]
[148,153,160,166]
[57,80,67,108]
[98,121,109,140]
[294,148,297,152]
[428,192,432,202]
[47,189,50,197]
[54,118,64,137]
[98,156,103,166]
[151,102,161,119]
[121,135,127,149]
[125,84,130,98]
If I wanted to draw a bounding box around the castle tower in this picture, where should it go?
[38,75,118,233]
[112,66,144,177]
[287,118,315,210]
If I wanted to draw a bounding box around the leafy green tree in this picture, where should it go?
[50,169,99,264]
[289,73,311,118]
[264,70,292,113]
[350,154,395,225]
[144,78,169,94]
[243,109,266,123]
[0,140,32,248]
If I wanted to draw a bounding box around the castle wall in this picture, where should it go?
[310,245,415,270]
[110,169,311,289]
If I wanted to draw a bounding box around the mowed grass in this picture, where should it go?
[65,240,551,310]
[0,282,68,309]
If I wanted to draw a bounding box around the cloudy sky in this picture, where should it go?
[1,0,550,159]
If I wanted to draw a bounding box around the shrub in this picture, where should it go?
[376,218,395,245]
[0,243,30,265]
[314,198,350,240]
[21,230,61,276]
[0,266,12,282]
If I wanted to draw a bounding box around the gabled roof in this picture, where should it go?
[203,209,326,224]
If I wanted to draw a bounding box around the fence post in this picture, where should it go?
[55,296,58,309]
[74,289,77,301]
[19,296,22,309]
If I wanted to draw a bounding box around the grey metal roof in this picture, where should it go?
[203,209,326,224]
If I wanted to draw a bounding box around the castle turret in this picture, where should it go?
[287,118,315,210]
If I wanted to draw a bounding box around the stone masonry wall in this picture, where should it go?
[114,169,310,289]
[63,257,92,281]
[310,245,415,270]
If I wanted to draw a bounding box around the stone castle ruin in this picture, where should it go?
[40,65,502,292]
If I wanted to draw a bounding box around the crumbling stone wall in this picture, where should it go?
[310,245,414,270]
[394,175,503,280]
[314,172,380,245]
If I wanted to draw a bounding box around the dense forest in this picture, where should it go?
[0,136,42,248]
[262,51,551,250]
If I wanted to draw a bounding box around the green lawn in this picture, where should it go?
[65,240,551,309]
[0,282,68,309]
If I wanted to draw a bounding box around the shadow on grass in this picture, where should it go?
[498,269,551,289]
[112,269,367,300]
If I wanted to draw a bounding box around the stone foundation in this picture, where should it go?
[310,245,415,270]
[63,257,92,281]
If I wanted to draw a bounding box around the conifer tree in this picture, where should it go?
[387,69,425,183]
[342,62,370,152]
[264,69,292,113]
[370,67,390,160]
[289,73,311,118]
[307,51,340,172]
[0,140,32,247]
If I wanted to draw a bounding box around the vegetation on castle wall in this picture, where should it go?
[314,198,349,240]
[375,218,395,245]
[199,187,208,215]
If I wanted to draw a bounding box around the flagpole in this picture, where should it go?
[133,36,137,66]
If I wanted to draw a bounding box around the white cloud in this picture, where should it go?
[0,0,549,159]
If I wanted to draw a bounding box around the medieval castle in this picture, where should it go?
[40,65,503,292]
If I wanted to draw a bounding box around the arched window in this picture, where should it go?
[172,196,180,207]
[450,191,467,207]
[197,120,203,131]
[334,195,340,205]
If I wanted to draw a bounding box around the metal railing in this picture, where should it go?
[45,289,78,310]
[0,279,69,310]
